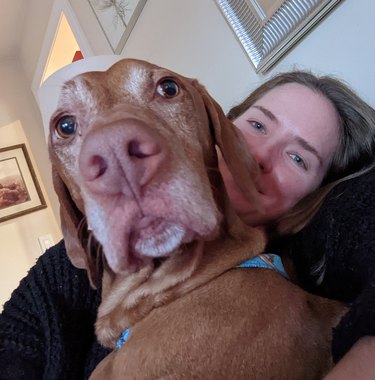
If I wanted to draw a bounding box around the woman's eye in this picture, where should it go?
[248,120,266,134]
[289,153,307,170]
[55,115,77,138]
[156,78,180,98]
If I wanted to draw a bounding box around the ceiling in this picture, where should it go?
[1,0,28,59]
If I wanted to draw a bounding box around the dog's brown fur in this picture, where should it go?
[49,59,345,379]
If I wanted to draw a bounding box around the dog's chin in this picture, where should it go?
[104,218,197,274]
[131,219,194,258]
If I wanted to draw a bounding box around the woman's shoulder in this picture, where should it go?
[0,239,100,329]
[290,169,375,296]
[0,240,105,379]
[16,240,95,300]
[286,169,375,361]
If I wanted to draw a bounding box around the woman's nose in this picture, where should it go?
[252,145,272,173]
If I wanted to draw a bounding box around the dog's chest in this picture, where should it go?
[91,269,340,379]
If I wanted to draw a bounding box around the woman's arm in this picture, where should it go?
[324,336,375,379]
[285,169,375,376]
[0,240,109,379]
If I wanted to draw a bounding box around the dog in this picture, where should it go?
[48,58,345,379]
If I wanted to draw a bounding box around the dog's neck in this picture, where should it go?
[95,206,266,348]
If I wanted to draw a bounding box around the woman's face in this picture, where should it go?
[220,83,340,227]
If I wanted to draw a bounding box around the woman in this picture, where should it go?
[224,71,375,234]
[222,71,375,379]
[0,70,374,379]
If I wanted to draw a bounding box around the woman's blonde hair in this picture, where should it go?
[227,71,375,235]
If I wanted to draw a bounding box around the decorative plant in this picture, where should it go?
[92,0,129,27]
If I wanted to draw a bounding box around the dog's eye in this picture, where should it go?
[156,78,179,98]
[56,115,77,138]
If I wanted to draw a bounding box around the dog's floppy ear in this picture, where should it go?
[192,81,260,207]
[51,169,103,288]
[52,169,88,269]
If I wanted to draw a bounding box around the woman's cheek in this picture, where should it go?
[234,124,257,146]
[283,176,314,208]
[272,168,306,208]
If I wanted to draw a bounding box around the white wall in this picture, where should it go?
[273,0,375,108]
[122,0,256,111]
[66,0,374,112]
[0,59,61,224]
[0,59,62,309]
[20,0,54,85]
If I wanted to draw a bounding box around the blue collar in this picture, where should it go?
[116,327,132,350]
[116,253,288,349]
[237,253,289,279]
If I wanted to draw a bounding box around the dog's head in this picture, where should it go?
[48,59,259,284]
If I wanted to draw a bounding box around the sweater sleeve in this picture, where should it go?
[332,277,375,362]
[0,240,110,380]
[287,169,375,362]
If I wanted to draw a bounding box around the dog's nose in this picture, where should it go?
[79,119,166,196]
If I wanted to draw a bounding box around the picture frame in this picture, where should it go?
[215,0,343,73]
[87,0,147,54]
[0,144,47,223]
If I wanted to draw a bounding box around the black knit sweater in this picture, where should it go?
[0,241,110,380]
[1,170,375,378]
[287,168,375,362]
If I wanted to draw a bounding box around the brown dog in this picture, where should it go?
[49,59,345,379]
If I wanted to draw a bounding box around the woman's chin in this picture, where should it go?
[238,211,266,227]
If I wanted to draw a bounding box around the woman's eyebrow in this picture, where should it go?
[253,105,277,121]
[253,104,323,166]
[295,136,323,166]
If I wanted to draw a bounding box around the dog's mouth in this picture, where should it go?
[130,217,195,259]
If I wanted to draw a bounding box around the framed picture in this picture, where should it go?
[215,0,343,73]
[88,0,147,53]
[0,144,47,223]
